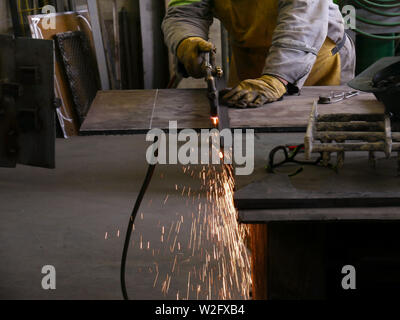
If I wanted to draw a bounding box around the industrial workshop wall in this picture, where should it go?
[0,1,13,34]
[139,0,170,89]
[91,0,170,90]
[338,0,400,74]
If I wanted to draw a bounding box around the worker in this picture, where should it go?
[162,0,355,108]
[162,0,356,299]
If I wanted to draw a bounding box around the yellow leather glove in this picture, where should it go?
[177,37,214,79]
[223,75,287,108]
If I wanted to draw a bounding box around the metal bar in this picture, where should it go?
[55,0,65,11]
[218,104,230,132]
[315,131,386,141]
[127,0,144,89]
[67,0,76,11]
[112,0,121,89]
[317,113,384,122]
[79,126,308,136]
[238,207,400,223]
[119,8,133,89]
[358,142,400,151]
[393,133,400,141]
[305,100,317,159]
[33,0,38,14]
[235,196,400,211]
[204,52,218,118]
[316,122,385,132]
[139,0,169,89]
[87,0,110,90]
[384,113,393,157]
[8,0,24,37]
[311,142,386,152]
[337,150,345,168]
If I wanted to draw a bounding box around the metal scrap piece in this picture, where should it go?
[318,90,359,104]
[304,101,399,172]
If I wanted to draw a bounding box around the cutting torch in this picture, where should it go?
[202,50,223,128]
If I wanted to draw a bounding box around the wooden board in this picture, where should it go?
[80,86,384,134]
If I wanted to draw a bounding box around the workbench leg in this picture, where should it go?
[249,224,268,300]
[249,223,327,300]
[250,222,400,299]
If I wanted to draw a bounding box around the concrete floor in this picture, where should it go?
[0,133,282,300]
[6,131,396,300]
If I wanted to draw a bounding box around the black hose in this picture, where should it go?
[120,163,157,300]
[345,0,400,40]
[120,74,179,300]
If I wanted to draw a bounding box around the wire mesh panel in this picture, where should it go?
[55,30,100,125]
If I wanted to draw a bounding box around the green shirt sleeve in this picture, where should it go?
[168,0,202,7]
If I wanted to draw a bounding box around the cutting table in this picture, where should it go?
[81,85,400,300]
[80,85,384,134]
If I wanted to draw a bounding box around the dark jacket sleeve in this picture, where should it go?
[162,0,214,55]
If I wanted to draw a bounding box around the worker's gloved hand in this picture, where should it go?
[177,37,214,79]
[223,75,287,108]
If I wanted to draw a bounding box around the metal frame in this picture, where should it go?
[234,165,400,223]
[139,0,169,89]
[0,35,56,168]
[304,101,400,171]
[87,0,110,90]
[234,101,400,223]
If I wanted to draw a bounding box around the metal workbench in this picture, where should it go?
[81,86,400,300]
[80,85,382,134]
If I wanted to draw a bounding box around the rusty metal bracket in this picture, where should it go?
[305,100,400,172]
[318,90,359,104]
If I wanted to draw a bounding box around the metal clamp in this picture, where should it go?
[318,90,359,104]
